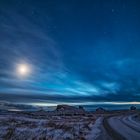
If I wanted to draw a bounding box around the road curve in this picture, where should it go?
[108,115,140,140]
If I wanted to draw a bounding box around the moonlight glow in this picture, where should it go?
[17,63,31,77]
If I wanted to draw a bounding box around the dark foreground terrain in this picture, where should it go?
[0,108,140,140]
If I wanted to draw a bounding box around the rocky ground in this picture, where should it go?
[0,106,140,140]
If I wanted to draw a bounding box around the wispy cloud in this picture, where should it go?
[0,1,140,105]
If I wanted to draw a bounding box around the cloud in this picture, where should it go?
[0,1,140,105]
[0,100,38,111]
[0,7,65,91]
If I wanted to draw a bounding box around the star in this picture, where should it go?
[111,9,115,13]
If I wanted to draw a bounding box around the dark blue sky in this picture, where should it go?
[0,0,140,106]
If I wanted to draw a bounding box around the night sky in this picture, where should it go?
[0,0,140,106]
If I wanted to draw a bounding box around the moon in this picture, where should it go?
[17,63,31,77]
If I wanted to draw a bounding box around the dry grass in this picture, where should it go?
[3,127,15,140]
[0,113,97,140]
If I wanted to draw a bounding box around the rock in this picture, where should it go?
[96,107,106,113]
[56,105,76,111]
[56,105,85,115]
[130,106,136,110]
[79,106,84,110]
[38,107,44,112]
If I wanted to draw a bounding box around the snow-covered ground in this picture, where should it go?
[0,112,99,140]
[85,117,103,140]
